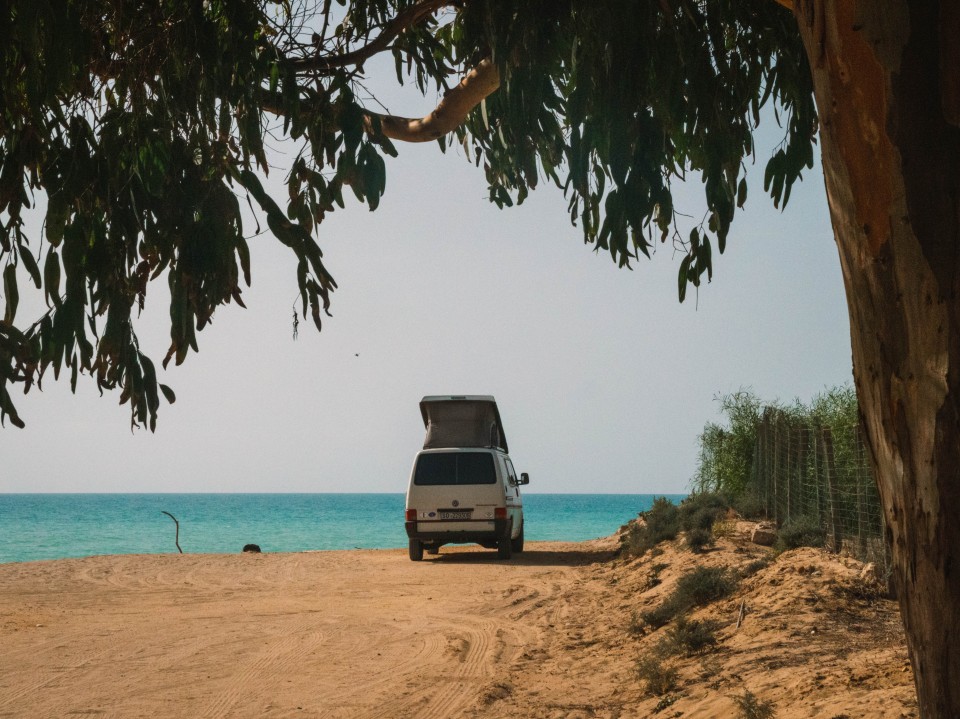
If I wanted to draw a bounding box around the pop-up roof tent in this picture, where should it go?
[419,395,508,453]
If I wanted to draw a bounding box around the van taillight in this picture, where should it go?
[494,507,507,519]
[406,509,417,521]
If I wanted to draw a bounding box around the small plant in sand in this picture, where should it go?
[635,655,679,696]
[659,615,721,656]
[640,602,677,630]
[621,497,680,557]
[641,565,738,628]
[685,526,714,553]
[712,517,738,539]
[833,576,888,603]
[740,556,774,579]
[675,565,738,607]
[732,491,766,520]
[679,492,729,532]
[678,492,732,553]
[774,515,826,552]
[653,694,679,713]
[699,655,724,685]
[647,562,669,588]
[733,689,776,719]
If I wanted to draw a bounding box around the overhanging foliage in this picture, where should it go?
[0,0,816,428]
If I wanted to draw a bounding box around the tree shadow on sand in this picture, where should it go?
[422,547,616,568]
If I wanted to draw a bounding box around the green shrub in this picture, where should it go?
[677,493,729,553]
[641,566,738,628]
[621,497,680,556]
[740,556,773,579]
[661,615,720,656]
[648,563,669,586]
[653,694,679,713]
[647,497,681,541]
[640,602,678,629]
[686,527,714,553]
[692,390,762,497]
[680,492,729,531]
[620,523,646,556]
[635,655,679,696]
[674,565,737,606]
[775,515,826,551]
[734,690,776,719]
[732,492,766,519]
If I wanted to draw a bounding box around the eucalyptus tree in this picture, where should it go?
[1,1,957,715]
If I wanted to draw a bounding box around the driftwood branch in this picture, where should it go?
[161,511,183,554]
[736,599,746,629]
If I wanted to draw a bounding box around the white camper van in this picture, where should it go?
[404,396,529,561]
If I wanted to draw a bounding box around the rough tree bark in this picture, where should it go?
[794,1,960,716]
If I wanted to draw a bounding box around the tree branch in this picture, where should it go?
[289,0,452,73]
[364,58,500,142]
[262,58,501,144]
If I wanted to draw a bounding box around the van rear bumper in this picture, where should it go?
[405,519,510,544]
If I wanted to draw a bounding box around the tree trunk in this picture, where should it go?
[794,1,960,716]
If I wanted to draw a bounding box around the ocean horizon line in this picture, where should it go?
[0,493,686,563]
[1,490,688,496]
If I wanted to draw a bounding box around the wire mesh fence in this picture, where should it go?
[748,407,889,574]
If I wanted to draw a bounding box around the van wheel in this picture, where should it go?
[511,523,524,553]
[409,539,424,561]
[497,537,512,560]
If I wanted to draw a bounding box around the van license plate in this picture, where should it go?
[439,510,472,520]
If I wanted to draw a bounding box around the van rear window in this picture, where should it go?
[414,452,496,485]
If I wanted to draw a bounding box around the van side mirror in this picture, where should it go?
[519,472,530,485]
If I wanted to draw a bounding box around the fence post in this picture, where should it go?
[798,425,810,518]
[764,414,772,519]
[812,426,825,528]
[760,415,771,518]
[773,414,781,524]
[821,427,843,553]
[777,417,794,522]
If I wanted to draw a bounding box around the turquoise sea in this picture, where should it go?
[0,493,686,564]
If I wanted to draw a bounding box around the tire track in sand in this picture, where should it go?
[320,622,449,718]
[0,643,115,710]
[199,618,332,719]
[365,613,533,719]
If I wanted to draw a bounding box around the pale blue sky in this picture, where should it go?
[1,90,851,494]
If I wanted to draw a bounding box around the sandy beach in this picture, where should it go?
[0,528,917,718]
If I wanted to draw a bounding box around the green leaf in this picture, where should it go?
[3,264,19,325]
[0,384,26,429]
[678,254,692,303]
[736,178,747,208]
[19,246,41,289]
[44,250,61,307]
[700,236,713,281]
[159,384,176,404]
[45,195,69,247]
[269,62,280,94]
[236,237,251,286]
